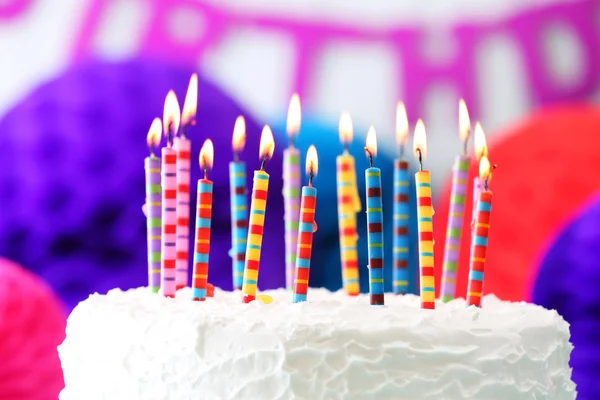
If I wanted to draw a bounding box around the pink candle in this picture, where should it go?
[174,74,197,290]
[160,90,181,298]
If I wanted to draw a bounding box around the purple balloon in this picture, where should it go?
[0,59,285,309]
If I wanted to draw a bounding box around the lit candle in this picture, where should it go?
[472,123,488,229]
[467,156,493,307]
[393,103,410,294]
[336,112,361,296]
[413,120,435,309]
[192,139,214,301]
[161,91,181,298]
[241,126,275,303]
[229,116,248,290]
[440,100,471,302]
[293,145,318,303]
[284,94,302,290]
[364,127,385,306]
[174,74,197,290]
[145,118,162,293]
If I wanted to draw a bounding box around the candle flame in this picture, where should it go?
[146,118,162,149]
[163,90,181,139]
[396,102,408,146]
[306,145,318,176]
[199,139,214,170]
[479,155,492,182]
[365,126,378,157]
[181,73,198,127]
[259,125,275,160]
[413,119,427,160]
[474,122,488,162]
[339,112,353,145]
[232,115,246,152]
[286,93,301,139]
[459,99,471,143]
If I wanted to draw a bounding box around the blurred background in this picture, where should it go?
[0,0,599,398]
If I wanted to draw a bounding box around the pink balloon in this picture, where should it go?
[0,258,66,399]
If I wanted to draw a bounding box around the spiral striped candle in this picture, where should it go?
[467,190,492,307]
[366,166,384,305]
[192,178,213,301]
[161,147,177,297]
[229,161,247,290]
[145,155,161,292]
[416,170,435,309]
[283,147,301,290]
[293,186,317,303]
[241,170,270,303]
[336,153,361,295]
[174,137,191,290]
[393,159,410,294]
[440,155,470,302]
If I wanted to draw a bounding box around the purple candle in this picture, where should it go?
[145,118,163,292]
[440,100,471,302]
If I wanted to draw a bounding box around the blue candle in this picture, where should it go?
[364,127,384,305]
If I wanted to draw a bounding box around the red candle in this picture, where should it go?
[192,139,214,301]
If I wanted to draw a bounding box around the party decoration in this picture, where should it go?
[241,126,275,303]
[144,118,162,293]
[292,145,318,303]
[191,139,214,301]
[75,0,600,125]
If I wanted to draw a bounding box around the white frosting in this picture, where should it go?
[59,288,576,400]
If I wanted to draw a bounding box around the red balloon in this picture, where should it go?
[434,105,600,301]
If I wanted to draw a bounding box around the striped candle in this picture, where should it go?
[392,159,410,294]
[467,156,493,307]
[192,179,213,300]
[416,170,435,309]
[413,119,435,309]
[336,153,361,295]
[283,147,301,290]
[161,90,180,298]
[241,125,275,304]
[440,155,470,302]
[174,136,191,290]
[145,155,162,292]
[467,189,492,307]
[229,161,247,290]
[366,169,384,305]
[241,170,270,303]
[160,146,177,297]
[292,186,317,303]
[191,140,214,301]
[364,127,384,305]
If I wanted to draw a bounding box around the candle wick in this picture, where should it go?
[204,166,208,180]
[417,149,423,171]
[289,134,296,149]
[463,137,469,156]
[149,145,155,158]
[260,155,268,171]
[167,122,174,147]
[309,163,314,187]
[233,151,240,163]
[343,143,349,154]
[364,147,374,168]
[399,144,404,158]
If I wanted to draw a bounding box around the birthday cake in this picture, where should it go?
[58,288,576,400]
